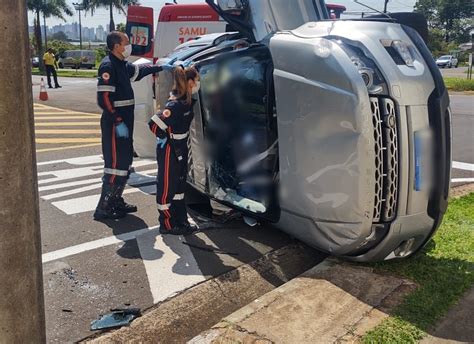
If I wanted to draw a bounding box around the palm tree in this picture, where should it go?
[83,0,139,34]
[27,0,73,70]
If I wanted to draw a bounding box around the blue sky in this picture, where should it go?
[32,0,416,28]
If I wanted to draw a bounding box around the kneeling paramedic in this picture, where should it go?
[148,66,200,235]
[94,31,172,220]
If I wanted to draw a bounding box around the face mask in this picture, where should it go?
[192,80,201,94]
[122,44,132,59]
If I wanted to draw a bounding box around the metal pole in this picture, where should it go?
[43,13,47,49]
[79,8,83,50]
[73,3,84,50]
[0,1,46,343]
[384,0,389,13]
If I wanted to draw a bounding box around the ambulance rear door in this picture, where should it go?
[154,4,226,58]
[126,6,154,59]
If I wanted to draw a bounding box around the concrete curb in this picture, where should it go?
[190,263,416,344]
[82,243,326,343]
[450,183,474,198]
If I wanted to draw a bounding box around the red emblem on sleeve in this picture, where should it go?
[162,109,172,118]
[102,72,110,81]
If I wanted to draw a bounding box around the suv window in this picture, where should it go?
[199,47,278,216]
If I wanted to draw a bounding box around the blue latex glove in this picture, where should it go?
[160,64,174,72]
[115,122,129,139]
[156,137,167,149]
[182,60,194,68]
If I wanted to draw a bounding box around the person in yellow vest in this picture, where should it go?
[43,48,61,89]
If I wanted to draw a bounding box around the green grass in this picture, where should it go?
[362,193,474,343]
[443,77,474,91]
[32,68,97,78]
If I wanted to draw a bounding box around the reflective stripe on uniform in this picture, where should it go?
[157,203,171,211]
[171,132,189,140]
[130,64,140,82]
[173,193,185,200]
[113,99,135,107]
[97,85,116,92]
[151,114,168,130]
[104,168,129,176]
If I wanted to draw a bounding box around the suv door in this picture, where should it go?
[196,46,280,221]
[206,0,328,42]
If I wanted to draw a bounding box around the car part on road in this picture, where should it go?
[82,243,327,343]
[90,308,141,331]
[183,242,239,256]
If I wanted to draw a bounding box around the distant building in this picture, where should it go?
[96,25,105,42]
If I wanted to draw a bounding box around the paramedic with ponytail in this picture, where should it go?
[148,66,200,235]
[94,31,171,220]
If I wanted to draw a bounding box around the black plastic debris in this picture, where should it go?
[90,308,141,331]
[183,242,239,256]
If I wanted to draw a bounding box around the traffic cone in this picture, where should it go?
[39,78,48,101]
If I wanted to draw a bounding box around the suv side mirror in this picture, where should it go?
[216,0,248,15]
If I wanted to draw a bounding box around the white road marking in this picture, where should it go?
[453,161,474,172]
[37,155,103,166]
[41,170,157,200]
[137,231,206,304]
[452,178,474,183]
[42,226,157,263]
[52,184,156,215]
[38,160,156,185]
[39,177,101,192]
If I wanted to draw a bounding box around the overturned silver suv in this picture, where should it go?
[150,0,451,262]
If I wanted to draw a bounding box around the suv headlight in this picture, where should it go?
[330,38,387,95]
[380,39,417,67]
[391,40,415,67]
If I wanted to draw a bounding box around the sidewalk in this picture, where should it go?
[420,287,474,344]
[189,261,416,344]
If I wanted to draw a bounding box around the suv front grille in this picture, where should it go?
[370,97,399,223]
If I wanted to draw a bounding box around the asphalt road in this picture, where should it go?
[32,76,321,342]
[440,66,470,78]
[31,75,473,342]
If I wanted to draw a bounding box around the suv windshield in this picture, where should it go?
[439,55,451,60]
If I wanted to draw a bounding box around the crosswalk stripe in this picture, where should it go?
[42,227,157,263]
[35,129,101,134]
[36,143,101,153]
[36,138,102,144]
[35,122,99,126]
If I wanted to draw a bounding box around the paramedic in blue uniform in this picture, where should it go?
[94,31,169,220]
[148,66,200,235]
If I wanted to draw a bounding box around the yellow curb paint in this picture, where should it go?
[34,122,99,126]
[34,112,100,117]
[33,103,100,116]
[35,129,101,134]
[36,138,102,144]
[34,116,100,120]
[36,143,102,153]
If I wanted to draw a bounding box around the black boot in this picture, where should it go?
[159,224,199,236]
[114,185,138,214]
[93,183,126,220]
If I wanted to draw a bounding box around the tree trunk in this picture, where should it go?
[35,10,45,72]
[109,3,115,32]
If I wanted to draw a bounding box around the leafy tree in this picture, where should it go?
[48,40,77,57]
[27,0,73,70]
[83,0,139,34]
[116,22,126,32]
[95,46,107,64]
[51,31,68,42]
[415,0,473,43]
